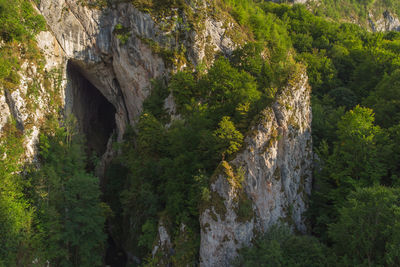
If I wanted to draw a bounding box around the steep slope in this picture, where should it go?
[200,69,312,266]
[0,0,313,265]
[298,0,400,32]
[36,0,243,159]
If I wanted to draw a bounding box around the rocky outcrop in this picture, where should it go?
[277,0,400,32]
[29,0,243,261]
[151,220,173,264]
[37,0,238,136]
[0,0,238,162]
[0,93,11,133]
[200,70,312,266]
[369,10,400,32]
[0,30,64,159]
[0,1,313,265]
[38,0,166,140]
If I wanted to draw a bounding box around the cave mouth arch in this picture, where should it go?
[66,61,116,160]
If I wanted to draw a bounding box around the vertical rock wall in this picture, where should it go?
[200,70,313,266]
[0,1,313,264]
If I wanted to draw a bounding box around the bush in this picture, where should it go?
[329,186,400,266]
[235,225,333,267]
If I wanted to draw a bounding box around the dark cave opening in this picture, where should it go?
[67,61,127,266]
[105,234,127,267]
[67,61,116,161]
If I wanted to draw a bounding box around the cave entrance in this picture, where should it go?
[67,61,116,165]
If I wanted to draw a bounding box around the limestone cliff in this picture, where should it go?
[0,0,240,162]
[0,1,312,265]
[37,0,239,136]
[200,70,312,266]
[0,30,64,160]
[369,10,400,32]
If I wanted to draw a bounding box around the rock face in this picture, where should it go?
[369,10,400,32]
[200,70,313,266]
[0,30,64,159]
[37,0,238,138]
[0,0,238,163]
[275,0,400,32]
[38,0,167,140]
[0,1,313,264]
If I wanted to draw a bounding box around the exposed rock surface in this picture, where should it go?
[0,0,237,162]
[38,0,165,139]
[152,221,173,261]
[0,31,64,159]
[274,0,400,32]
[369,10,400,32]
[37,0,237,136]
[0,1,313,265]
[200,70,312,266]
[0,93,11,133]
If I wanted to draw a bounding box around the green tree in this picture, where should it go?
[32,124,106,266]
[204,57,260,113]
[214,116,244,158]
[297,51,338,95]
[310,106,387,240]
[168,71,197,114]
[329,186,400,266]
[0,121,33,266]
[235,225,333,267]
[366,69,400,128]
[319,105,386,200]
[231,42,265,77]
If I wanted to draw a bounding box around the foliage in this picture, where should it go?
[108,13,299,260]
[0,119,107,266]
[329,186,400,266]
[308,0,400,27]
[29,122,107,266]
[309,106,390,240]
[260,3,400,247]
[105,1,400,264]
[234,225,333,267]
[0,0,46,42]
[113,23,131,45]
[365,69,400,128]
[0,121,32,265]
[214,116,244,158]
[3,0,400,265]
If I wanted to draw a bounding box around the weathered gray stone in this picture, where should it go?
[369,10,400,32]
[0,2,313,265]
[200,71,312,267]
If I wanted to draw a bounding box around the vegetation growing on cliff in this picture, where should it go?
[308,0,400,27]
[0,119,108,266]
[233,1,400,265]
[0,0,45,90]
[0,2,107,266]
[2,0,400,266]
[108,41,301,264]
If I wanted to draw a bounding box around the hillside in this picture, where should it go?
[292,0,400,31]
[1,0,400,266]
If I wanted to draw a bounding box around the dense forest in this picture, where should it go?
[1,0,400,266]
[307,0,400,22]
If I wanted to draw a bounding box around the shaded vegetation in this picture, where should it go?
[2,0,400,266]
[234,225,333,267]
